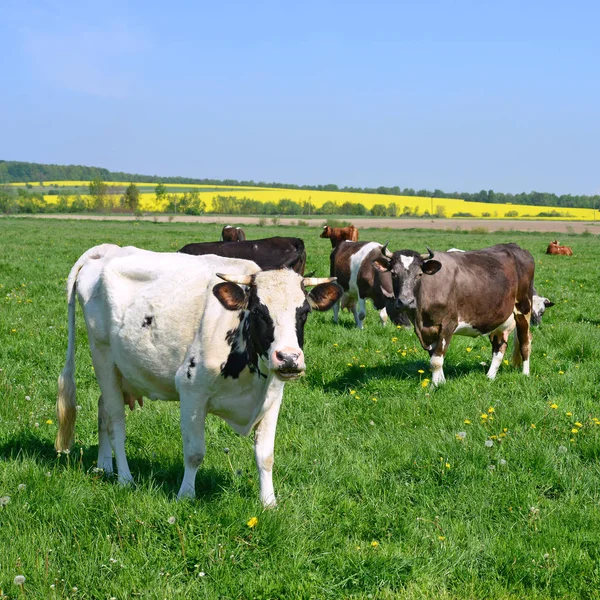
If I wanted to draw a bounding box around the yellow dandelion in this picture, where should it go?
[392,337,398,342]
[371,397,377,402]
[575,422,583,428]
[531,423,536,429]
[566,412,573,417]
[350,390,356,395]
[445,462,450,469]
[347,363,353,366]
[438,536,445,541]
[333,343,338,347]
[571,428,579,434]
[46,419,53,425]
[371,540,379,548]
[503,359,509,365]
[503,428,508,432]
[402,351,407,357]
[488,407,495,413]
[481,414,488,420]
[421,379,430,388]
[464,419,471,424]
[418,369,425,374]
[550,403,558,409]
[466,347,472,353]
[559,370,564,375]
[247,517,258,528]
[359,364,366,368]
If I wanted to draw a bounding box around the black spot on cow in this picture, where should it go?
[142,315,153,328]
[295,302,310,348]
[187,357,196,380]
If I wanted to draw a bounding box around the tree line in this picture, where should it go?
[0,184,578,219]
[1,160,598,209]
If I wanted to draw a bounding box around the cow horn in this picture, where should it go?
[426,246,434,259]
[216,273,253,285]
[304,270,316,278]
[303,276,337,286]
[381,241,393,258]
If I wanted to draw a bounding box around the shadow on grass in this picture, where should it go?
[312,360,492,392]
[0,430,244,502]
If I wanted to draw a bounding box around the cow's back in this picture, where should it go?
[179,237,306,274]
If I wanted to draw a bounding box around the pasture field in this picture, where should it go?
[1,218,600,599]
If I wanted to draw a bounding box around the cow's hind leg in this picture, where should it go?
[91,347,133,485]
[177,395,207,500]
[487,332,509,379]
[97,394,114,474]
[512,313,532,375]
[333,300,340,324]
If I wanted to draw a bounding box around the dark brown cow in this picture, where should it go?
[330,241,410,328]
[221,225,246,242]
[178,237,307,274]
[373,243,535,385]
[546,240,573,256]
[320,225,359,247]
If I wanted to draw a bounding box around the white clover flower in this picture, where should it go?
[499,459,507,466]
[0,496,11,506]
[485,440,494,448]
[558,445,568,454]
[456,431,467,440]
[168,516,176,525]
[18,483,26,491]
[25,395,31,401]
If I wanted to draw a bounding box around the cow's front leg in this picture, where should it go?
[487,331,509,379]
[177,396,207,500]
[332,300,340,324]
[428,333,452,386]
[379,307,388,326]
[254,393,283,508]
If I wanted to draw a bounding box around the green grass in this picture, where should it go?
[1,217,599,599]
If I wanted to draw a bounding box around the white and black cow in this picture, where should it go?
[55,244,341,506]
[329,241,410,329]
[373,243,535,385]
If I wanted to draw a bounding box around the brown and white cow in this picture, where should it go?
[546,240,573,256]
[55,244,341,506]
[221,225,246,242]
[373,243,535,385]
[320,225,359,247]
[330,241,410,328]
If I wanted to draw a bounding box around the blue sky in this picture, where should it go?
[1,0,599,195]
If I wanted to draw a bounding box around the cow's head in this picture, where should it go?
[213,270,342,381]
[372,246,442,311]
[320,226,332,239]
[531,295,554,326]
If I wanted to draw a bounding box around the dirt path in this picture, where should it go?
[8,213,600,234]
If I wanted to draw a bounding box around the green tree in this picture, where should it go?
[124,183,140,211]
[371,204,387,216]
[155,183,168,203]
[89,178,108,211]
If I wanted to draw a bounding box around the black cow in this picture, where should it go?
[373,243,535,385]
[178,237,307,275]
[221,225,246,242]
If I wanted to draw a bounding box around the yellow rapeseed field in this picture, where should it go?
[12,180,595,220]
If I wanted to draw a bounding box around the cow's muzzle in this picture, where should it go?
[395,298,416,310]
[272,348,305,380]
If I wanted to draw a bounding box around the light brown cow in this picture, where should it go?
[546,240,573,256]
[320,225,359,247]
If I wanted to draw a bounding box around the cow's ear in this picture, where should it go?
[544,299,554,307]
[422,259,442,275]
[307,282,343,312]
[213,282,248,311]
[372,257,390,272]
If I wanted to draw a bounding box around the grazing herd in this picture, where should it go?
[55,223,566,506]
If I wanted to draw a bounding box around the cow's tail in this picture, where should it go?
[55,245,109,451]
